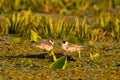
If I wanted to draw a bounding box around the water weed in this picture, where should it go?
[0,1,120,79]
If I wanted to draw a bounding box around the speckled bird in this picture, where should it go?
[35,40,54,51]
[62,41,84,55]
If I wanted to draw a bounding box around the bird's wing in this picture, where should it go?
[34,44,43,49]
[77,46,85,50]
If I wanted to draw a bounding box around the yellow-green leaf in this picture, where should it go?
[50,50,57,62]
[29,30,41,42]
[50,56,67,69]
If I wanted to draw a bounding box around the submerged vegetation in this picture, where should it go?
[0,0,120,80]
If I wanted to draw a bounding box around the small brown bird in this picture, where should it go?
[62,41,84,55]
[35,40,54,51]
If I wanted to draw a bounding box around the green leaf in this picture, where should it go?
[90,52,93,61]
[29,30,41,42]
[90,53,100,60]
[50,56,67,69]
[49,50,57,62]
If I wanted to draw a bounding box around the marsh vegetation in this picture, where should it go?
[0,0,120,80]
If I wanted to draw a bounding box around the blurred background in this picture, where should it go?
[0,0,120,15]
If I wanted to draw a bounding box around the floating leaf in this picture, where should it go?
[50,56,67,69]
[9,37,20,43]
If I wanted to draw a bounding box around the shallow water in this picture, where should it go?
[0,36,120,80]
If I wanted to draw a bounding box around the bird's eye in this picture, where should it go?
[62,41,66,43]
[51,40,53,42]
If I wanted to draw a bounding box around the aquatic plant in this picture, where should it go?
[49,50,57,62]
[1,10,42,38]
[90,53,100,61]
[0,10,119,43]
[0,0,120,79]
[50,56,67,69]
[29,30,41,42]
[1,0,119,15]
[7,13,25,35]
[0,18,9,36]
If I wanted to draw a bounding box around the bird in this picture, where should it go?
[34,40,54,51]
[62,41,85,55]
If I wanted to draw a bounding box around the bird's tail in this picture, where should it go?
[77,46,85,50]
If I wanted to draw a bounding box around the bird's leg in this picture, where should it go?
[78,51,81,58]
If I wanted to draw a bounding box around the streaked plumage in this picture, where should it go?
[35,40,54,51]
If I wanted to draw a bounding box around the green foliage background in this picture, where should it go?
[0,0,120,79]
[0,0,120,43]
